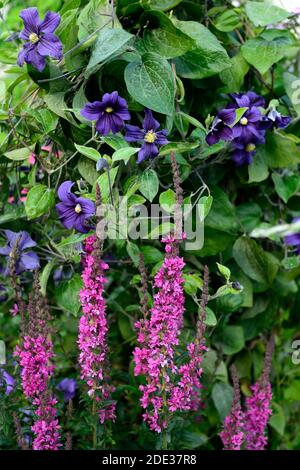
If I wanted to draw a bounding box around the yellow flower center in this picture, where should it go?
[246,143,256,152]
[105,107,114,113]
[75,204,82,214]
[240,117,248,126]
[144,130,157,143]
[29,33,39,44]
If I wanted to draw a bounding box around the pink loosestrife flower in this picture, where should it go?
[78,235,115,424]
[134,235,206,432]
[15,334,61,450]
[244,381,272,450]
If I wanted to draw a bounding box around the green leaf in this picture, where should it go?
[56,273,83,315]
[126,242,140,266]
[205,187,237,233]
[57,232,93,248]
[248,152,269,182]
[142,11,194,58]
[159,189,176,213]
[93,166,119,203]
[214,10,242,32]
[86,28,133,74]
[272,172,300,203]
[198,195,213,219]
[140,245,164,264]
[219,52,250,93]
[78,158,99,185]
[25,184,55,220]
[233,236,279,285]
[269,403,285,436]
[44,92,77,125]
[183,273,203,296]
[216,262,231,282]
[245,1,291,27]
[124,52,175,115]
[29,108,59,134]
[283,72,300,116]
[74,144,101,161]
[173,20,231,79]
[217,325,245,355]
[4,147,33,161]
[112,147,140,164]
[236,203,262,232]
[204,307,217,326]
[40,259,57,296]
[142,0,182,11]
[179,431,208,449]
[258,132,300,168]
[139,169,159,202]
[212,382,233,420]
[241,34,292,75]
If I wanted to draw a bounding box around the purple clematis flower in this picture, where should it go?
[81,91,130,135]
[260,108,291,131]
[231,107,263,141]
[0,370,15,395]
[205,108,236,145]
[56,181,95,233]
[57,378,77,401]
[0,230,40,276]
[18,8,62,72]
[231,141,258,166]
[284,218,300,254]
[125,108,169,163]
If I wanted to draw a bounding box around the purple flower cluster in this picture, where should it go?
[81,93,168,162]
[18,8,63,72]
[78,235,115,424]
[206,92,291,166]
[134,235,206,432]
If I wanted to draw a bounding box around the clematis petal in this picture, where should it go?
[60,213,78,230]
[25,48,46,72]
[18,231,36,250]
[57,181,75,203]
[143,108,160,132]
[206,131,219,145]
[218,108,236,125]
[74,214,89,233]
[39,11,61,34]
[81,101,103,121]
[3,230,21,247]
[137,143,159,163]
[0,245,11,256]
[218,126,233,142]
[96,114,111,135]
[37,33,63,59]
[124,124,145,142]
[110,114,125,133]
[19,8,40,34]
[155,130,169,145]
[19,251,40,271]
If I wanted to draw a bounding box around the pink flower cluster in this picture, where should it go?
[15,335,61,450]
[220,343,273,451]
[244,381,272,450]
[78,236,115,423]
[220,403,244,450]
[134,235,206,432]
